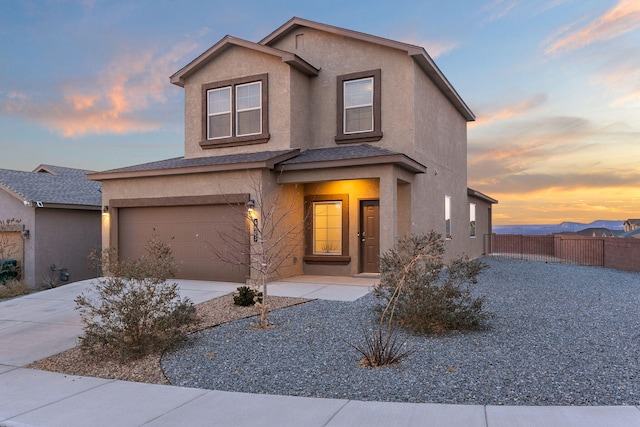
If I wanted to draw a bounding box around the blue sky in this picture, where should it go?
[1,0,639,224]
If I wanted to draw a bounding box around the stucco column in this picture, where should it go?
[378,166,398,254]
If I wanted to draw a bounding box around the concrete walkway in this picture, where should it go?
[1,277,640,427]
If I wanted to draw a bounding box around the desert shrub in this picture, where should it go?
[349,326,413,368]
[374,232,491,334]
[75,236,197,361]
[0,279,30,300]
[233,285,263,306]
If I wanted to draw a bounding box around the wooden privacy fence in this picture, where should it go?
[484,234,640,272]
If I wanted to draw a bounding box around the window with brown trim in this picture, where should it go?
[201,74,270,149]
[304,194,350,265]
[335,69,382,144]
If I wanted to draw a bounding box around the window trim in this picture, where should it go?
[469,203,476,238]
[201,74,269,149]
[335,69,382,144]
[304,194,350,265]
[235,81,262,137]
[445,195,452,240]
[206,86,232,139]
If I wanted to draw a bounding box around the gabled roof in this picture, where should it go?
[170,36,319,87]
[260,17,475,121]
[277,144,426,174]
[88,150,301,180]
[0,165,101,208]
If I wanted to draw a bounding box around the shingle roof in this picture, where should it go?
[88,150,301,181]
[0,165,101,207]
[97,150,299,174]
[277,144,427,173]
[278,144,397,164]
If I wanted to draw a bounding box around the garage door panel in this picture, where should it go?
[118,205,249,282]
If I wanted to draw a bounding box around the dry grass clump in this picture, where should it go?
[0,279,30,300]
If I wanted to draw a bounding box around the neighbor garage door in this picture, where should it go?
[118,204,249,282]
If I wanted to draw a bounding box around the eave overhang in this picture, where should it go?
[277,153,426,174]
[87,149,301,181]
[468,188,498,204]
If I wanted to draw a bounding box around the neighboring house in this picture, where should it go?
[0,165,102,288]
[620,228,640,239]
[555,228,624,237]
[623,219,640,233]
[88,17,497,284]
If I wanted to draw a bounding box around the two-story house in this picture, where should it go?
[88,17,497,283]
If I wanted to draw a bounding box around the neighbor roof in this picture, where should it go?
[0,165,101,208]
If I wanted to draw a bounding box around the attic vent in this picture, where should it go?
[295,33,304,49]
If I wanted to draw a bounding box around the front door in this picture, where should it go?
[359,200,380,273]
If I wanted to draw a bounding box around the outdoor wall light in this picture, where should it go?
[22,229,30,239]
[247,200,255,212]
[102,205,109,213]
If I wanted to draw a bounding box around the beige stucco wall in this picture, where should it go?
[34,208,100,288]
[269,28,416,154]
[101,169,264,248]
[182,46,298,158]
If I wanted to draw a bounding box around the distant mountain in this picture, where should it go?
[494,220,624,235]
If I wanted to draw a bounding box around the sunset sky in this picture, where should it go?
[1,1,639,225]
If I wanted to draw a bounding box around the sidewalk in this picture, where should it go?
[1,278,640,426]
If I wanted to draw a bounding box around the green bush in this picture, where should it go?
[374,232,491,334]
[75,236,197,361]
[233,285,263,306]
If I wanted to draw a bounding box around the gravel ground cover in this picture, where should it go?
[162,258,640,406]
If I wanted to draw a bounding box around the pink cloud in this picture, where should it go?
[545,0,640,55]
[471,93,547,127]
[1,40,198,137]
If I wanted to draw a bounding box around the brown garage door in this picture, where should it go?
[118,204,249,282]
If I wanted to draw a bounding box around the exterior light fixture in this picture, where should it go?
[247,200,255,212]
[22,229,30,239]
[102,205,109,214]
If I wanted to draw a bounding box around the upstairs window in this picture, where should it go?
[201,74,269,148]
[207,87,231,139]
[235,82,262,136]
[336,69,382,143]
[344,78,373,133]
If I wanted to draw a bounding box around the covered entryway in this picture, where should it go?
[117,204,249,282]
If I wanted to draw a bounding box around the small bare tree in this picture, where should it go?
[208,174,305,329]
